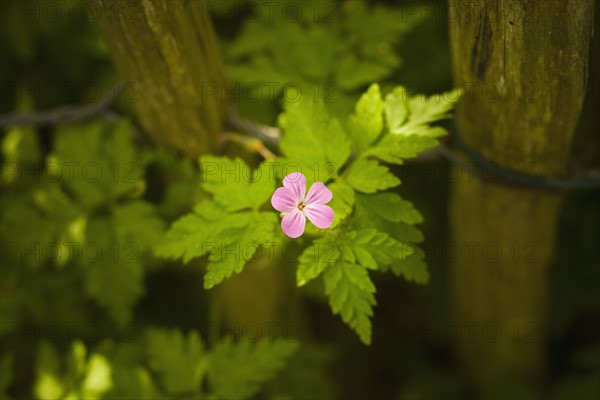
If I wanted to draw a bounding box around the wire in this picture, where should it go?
[446,124,600,190]
[2,97,599,190]
[0,84,124,129]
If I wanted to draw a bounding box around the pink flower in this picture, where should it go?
[271,172,334,238]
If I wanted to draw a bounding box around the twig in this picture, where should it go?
[0,83,124,129]
[218,131,277,160]
[226,105,281,149]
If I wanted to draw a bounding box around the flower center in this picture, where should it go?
[297,202,306,210]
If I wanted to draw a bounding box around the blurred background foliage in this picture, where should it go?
[0,0,598,399]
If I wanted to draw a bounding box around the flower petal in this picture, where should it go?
[305,182,333,205]
[283,172,306,202]
[304,204,334,229]
[281,209,306,238]
[271,187,297,212]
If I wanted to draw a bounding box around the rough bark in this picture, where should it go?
[88,0,227,156]
[448,0,594,393]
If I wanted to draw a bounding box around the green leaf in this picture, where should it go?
[1,126,40,186]
[146,148,205,219]
[384,86,409,130]
[390,245,429,284]
[348,83,384,152]
[364,134,439,164]
[208,338,298,400]
[155,201,233,263]
[35,341,63,400]
[145,328,207,394]
[298,229,413,343]
[353,193,424,244]
[99,341,159,400]
[83,216,144,323]
[268,158,339,187]
[51,119,144,208]
[0,187,82,269]
[344,159,400,194]
[79,353,113,400]
[200,156,273,212]
[335,55,393,92]
[386,87,462,136]
[328,181,355,227]
[279,97,351,169]
[323,258,376,344]
[340,229,413,270]
[225,1,419,97]
[273,24,336,82]
[358,86,462,164]
[82,200,162,322]
[203,211,277,289]
[155,201,278,289]
[113,201,166,252]
[363,193,423,224]
[35,341,112,400]
[297,238,341,286]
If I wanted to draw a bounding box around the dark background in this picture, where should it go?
[1,1,598,399]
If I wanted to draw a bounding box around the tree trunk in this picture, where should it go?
[448,0,594,394]
[88,0,227,156]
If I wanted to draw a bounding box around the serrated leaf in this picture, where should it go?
[328,181,355,227]
[348,83,384,152]
[80,200,162,322]
[363,193,423,224]
[155,201,278,289]
[204,211,278,289]
[51,119,144,208]
[297,238,341,286]
[273,24,336,82]
[83,216,144,323]
[335,55,392,92]
[200,156,273,212]
[145,328,207,394]
[113,201,165,252]
[353,193,424,244]
[384,86,409,130]
[340,229,413,270]
[323,259,376,344]
[208,338,298,400]
[225,1,418,97]
[269,158,339,187]
[390,245,429,284]
[279,97,351,169]
[155,201,234,263]
[364,134,439,164]
[388,87,462,136]
[344,159,400,194]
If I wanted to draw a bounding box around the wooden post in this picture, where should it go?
[448,0,594,393]
[88,0,227,156]
[89,0,291,333]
